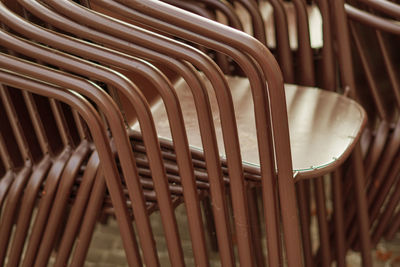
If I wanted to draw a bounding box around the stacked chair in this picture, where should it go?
[151,0,376,266]
[1,0,395,266]
[340,0,400,248]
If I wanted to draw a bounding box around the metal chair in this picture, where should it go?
[56,1,368,266]
[333,0,400,247]
[156,1,374,266]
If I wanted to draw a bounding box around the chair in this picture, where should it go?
[50,0,372,266]
[332,0,400,247]
[153,0,373,265]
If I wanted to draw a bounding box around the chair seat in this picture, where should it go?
[132,74,366,179]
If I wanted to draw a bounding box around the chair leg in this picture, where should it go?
[278,173,303,267]
[350,143,372,267]
[372,175,400,244]
[202,195,218,252]
[314,178,331,267]
[296,180,313,267]
[248,186,265,267]
[54,152,100,267]
[368,154,400,228]
[70,173,108,267]
[331,168,346,267]
[384,198,400,241]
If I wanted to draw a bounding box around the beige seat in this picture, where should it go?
[133,74,366,179]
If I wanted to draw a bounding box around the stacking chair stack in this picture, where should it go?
[0,0,374,266]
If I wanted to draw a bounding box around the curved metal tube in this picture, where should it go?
[355,0,400,20]
[345,4,400,35]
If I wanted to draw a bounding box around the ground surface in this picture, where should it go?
[77,203,400,267]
